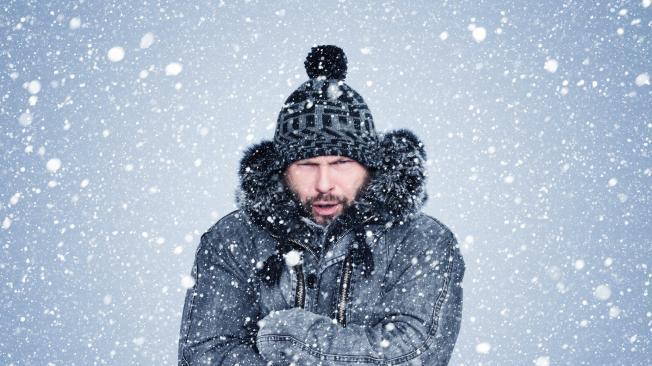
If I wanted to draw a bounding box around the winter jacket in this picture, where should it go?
[178,129,465,365]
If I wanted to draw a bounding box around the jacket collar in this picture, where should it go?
[236,129,428,247]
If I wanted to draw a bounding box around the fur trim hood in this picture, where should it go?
[236,129,428,244]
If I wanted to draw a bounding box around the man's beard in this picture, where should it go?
[302,193,351,225]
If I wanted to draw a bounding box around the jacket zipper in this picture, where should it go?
[336,255,354,326]
[288,238,318,259]
[336,216,377,326]
[294,263,306,308]
[286,239,310,309]
[288,216,377,321]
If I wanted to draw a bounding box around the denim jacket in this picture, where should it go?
[178,129,465,365]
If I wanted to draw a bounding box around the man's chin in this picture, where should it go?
[312,207,343,226]
[313,212,340,226]
[313,216,336,226]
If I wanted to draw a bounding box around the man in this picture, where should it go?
[178,45,465,365]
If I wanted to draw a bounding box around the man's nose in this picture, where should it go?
[316,166,334,193]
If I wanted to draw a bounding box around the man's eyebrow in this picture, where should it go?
[330,158,352,164]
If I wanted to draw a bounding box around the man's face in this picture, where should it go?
[284,155,369,226]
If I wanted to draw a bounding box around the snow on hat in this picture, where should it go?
[273,45,380,169]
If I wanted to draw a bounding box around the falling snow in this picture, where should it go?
[544,59,559,73]
[475,342,491,354]
[139,32,156,49]
[107,46,125,62]
[471,26,487,43]
[165,62,183,76]
[635,72,650,87]
[17,110,33,126]
[283,250,302,267]
[1,217,11,230]
[68,16,81,30]
[534,356,551,366]
[594,284,612,301]
[180,275,195,290]
[45,158,62,173]
[1,1,650,365]
[26,80,41,94]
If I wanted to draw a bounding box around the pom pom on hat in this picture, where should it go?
[304,45,348,80]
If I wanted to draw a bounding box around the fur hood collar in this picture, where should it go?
[236,129,429,245]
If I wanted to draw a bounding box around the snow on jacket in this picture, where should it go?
[178,129,465,365]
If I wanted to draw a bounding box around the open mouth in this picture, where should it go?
[314,202,338,208]
[312,202,341,215]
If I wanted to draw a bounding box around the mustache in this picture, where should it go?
[304,193,347,207]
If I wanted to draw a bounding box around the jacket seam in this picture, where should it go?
[390,235,454,364]
[381,223,418,294]
[320,254,347,272]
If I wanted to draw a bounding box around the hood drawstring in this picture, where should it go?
[257,240,294,286]
[256,239,307,308]
[349,226,375,277]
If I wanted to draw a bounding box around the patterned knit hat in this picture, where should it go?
[274,45,380,169]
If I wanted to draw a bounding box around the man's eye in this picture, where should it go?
[337,160,351,165]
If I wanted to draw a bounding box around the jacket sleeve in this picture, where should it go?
[178,220,270,366]
[255,225,465,365]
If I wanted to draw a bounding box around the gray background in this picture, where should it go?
[1,1,650,365]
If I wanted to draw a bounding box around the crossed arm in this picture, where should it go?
[255,231,465,365]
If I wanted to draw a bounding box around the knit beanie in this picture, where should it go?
[274,45,380,169]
